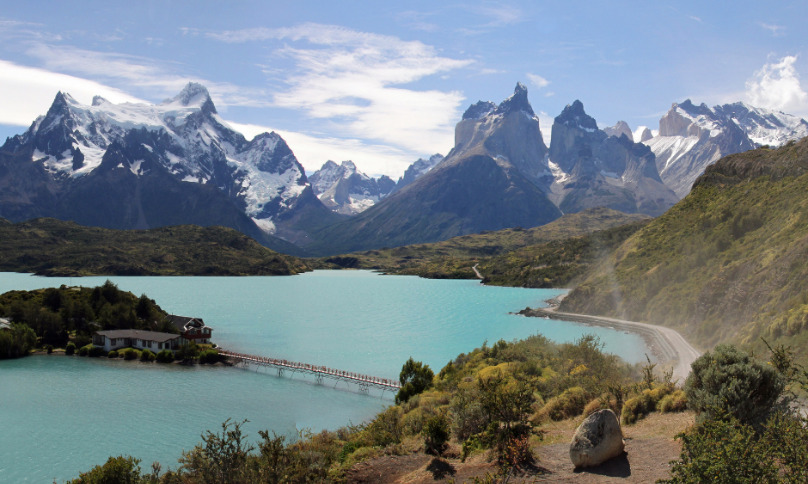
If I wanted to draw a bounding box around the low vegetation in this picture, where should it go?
[0,218,310,276]
[315,207,649,282]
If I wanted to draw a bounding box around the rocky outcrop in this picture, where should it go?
[569,409,625,468]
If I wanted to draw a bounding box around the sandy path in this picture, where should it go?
[521,305,700,383]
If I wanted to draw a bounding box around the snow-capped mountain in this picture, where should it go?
[394,154,444,191]
[644,100,808,197]
[309,160,396,215]
[0,83,337,249]
[548,101,678,215]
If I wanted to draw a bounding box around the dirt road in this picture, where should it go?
[521,306,701,383]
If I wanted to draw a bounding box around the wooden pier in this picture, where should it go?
[218,350,401,393]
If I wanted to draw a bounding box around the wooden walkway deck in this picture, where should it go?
[218,350,401,392]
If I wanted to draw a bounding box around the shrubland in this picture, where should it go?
[68,334,697,482]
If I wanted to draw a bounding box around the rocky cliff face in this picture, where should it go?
[306,84,562,255]
[548,101,678,216]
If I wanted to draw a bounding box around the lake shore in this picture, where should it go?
[520,297,701,383]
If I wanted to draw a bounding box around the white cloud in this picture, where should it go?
[23,43,270,108]
[526,73,550,88]
[0,59,143,126]
[760,23,785,37]
[210,23,471,155]
[745,56,808,115]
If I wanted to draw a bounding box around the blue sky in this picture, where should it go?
[1,1,806,177]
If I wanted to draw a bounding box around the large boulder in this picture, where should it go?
[569,409,625,468]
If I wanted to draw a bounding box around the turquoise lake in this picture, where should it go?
[0,270,648,482]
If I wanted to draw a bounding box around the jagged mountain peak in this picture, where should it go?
[91,95,109,106]
[555,100,598,131]
[164,82,217,115]
[495,82,534,117]
[604,120,633,140]
[675,99,713,117]
[462,101,497,120]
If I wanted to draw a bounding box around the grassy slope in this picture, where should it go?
[560,139,808,360]
[317,207,649,281]
[0,218,311,276]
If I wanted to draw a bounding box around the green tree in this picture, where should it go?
[0,323,36,359]
[395,357,434,404]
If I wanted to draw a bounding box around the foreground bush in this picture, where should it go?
[685,344,784,427]
[123,348,138,360]
[140,349,155,362]
[65,342,76,356]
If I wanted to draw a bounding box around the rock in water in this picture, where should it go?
[569,409,625,468]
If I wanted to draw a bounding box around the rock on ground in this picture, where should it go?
[569,409,625,468]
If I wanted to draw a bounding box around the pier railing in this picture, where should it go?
[218,350,401,393]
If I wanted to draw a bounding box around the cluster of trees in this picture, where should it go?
[0,281,173,358]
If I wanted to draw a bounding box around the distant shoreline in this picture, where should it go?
[519,297,700,382]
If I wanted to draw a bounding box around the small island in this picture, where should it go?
[0,280,220,364]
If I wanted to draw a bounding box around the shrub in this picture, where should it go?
[661,415,778,483]
[538,386,588,421]
[621,392,654,425]
[45,344,53,354]
[199,349,220,364]
[422,413,450,456]
[78,344,93,356]
[658,390,688,413]
[156,349,174,363]
[65,342,76,356]
[88,346,106,357]
[140,349,155,362]
[685,344,785,426]
[583,394,617,417]
[123,348,138,360]
[107,350,119,358]
[621,384,674,425]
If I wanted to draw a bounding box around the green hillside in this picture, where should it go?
[319,207,649,279]
[560,138,808,360]
[0,218,311,276]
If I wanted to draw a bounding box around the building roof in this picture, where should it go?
[96,329,180,343]
[168,315,207,331]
